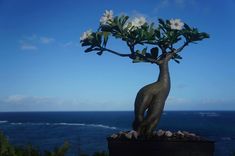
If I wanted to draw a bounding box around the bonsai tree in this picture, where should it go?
[80,10,209,137]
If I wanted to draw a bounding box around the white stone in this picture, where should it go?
[125,132,132,139]
[119,131,124,135]
[156,129,165,137]
[182,131,190,136]
[130,130,138,139]
[110,134,118,139]
[177,130,184,136]
[189,133,196,137]
[165,131,173,137]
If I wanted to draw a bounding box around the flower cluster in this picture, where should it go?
[169,19,184,30]
[123,16,146,32]
[131,17,146,29]
[100,10,114,25]
[80,29,92,41]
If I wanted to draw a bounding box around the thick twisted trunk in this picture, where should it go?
[132,60,171,136]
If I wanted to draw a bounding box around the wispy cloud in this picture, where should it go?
[63,41,74,47]
[154,0,170,12]
[0,95,68,111]
[20,43,37,50]
[176,83,188,89]
[40,37,55,44]
[62,41,80,48]
[20,35,55,51]
[3,95,57,104]
[167,96,190,105]
[154,0,196,12]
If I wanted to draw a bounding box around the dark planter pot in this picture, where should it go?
[107,138,214,156]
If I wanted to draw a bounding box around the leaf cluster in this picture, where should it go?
[81,14,209,64]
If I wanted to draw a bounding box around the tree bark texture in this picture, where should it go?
[133,60,171,136]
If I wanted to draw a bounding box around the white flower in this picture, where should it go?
[123,22,133,32]
[80,29,92,41]
[131,17,146,29]
[100,10,114,25]
[170,19,184,30]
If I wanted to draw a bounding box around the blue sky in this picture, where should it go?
[0,0,235,111]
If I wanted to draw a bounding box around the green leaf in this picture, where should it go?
[145,53,152,58]
[81,42,91,47]
[132,56,141,63]
[158,18,165,26]
[176,54,182,59]
[95,32,102,45]
[100,25,112,32]
[184,23,191,30]
[85,47,93,52]
[142,47,147,56]
[97,51,103,55]
[200,32,210,39]
[174,59,180,64]
[119,15,129,26]
[136,50,141,54]
[155,29,161,38]
[102,31,109,47]
[150,47,159,58]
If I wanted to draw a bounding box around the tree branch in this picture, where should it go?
[128,42,161,65]
[101,47,161,65]
[100,47,131,57]
[135,53,161,65]
[175,41,189,53]
[163,41,189,61]
[138,41,158,45]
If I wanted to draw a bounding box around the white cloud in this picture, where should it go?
[174,0,186,7]
[62,41,81,48]
[176,83,188,89]
[154,0,170,12]
[4,95,27,103]
[154,0,196,12]
[201,98,227,105]
[63,41,74,47]
[167,96,190,105]
[0,95,107,111]
[3,95,56,104]
[20,43,37,50]
[19,35,55,51]
[24,34,37,41]
[40,37,55,44]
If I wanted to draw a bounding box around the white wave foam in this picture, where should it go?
[88,124,117,130]
[199,112,219,117]
[54,123,117,130]
[11,122,23,125]
[54,123,85,126]
[221,137,232,141]
[8,122,117,130]
[0,120,8,124]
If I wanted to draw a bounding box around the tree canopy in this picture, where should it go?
[80,10,209,65]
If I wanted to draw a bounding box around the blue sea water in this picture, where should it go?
[0,111,235,156]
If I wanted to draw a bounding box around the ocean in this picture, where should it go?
[0,111,235,156]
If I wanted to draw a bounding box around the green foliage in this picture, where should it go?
[14,145,40,156]
[0,131,109,156]
[0,131,69,156]
[44,142,69,156]
[81,11,209,64]
[0,131,16,156]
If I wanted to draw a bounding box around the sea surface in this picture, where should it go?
[0,111,235,156]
